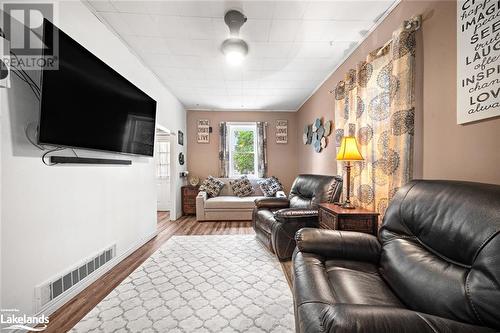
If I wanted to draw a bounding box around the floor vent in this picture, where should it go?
[35,244,116,311]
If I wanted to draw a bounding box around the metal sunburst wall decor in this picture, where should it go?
[303,118,332,153]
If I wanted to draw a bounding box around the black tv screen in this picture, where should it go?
[38,19,157,157]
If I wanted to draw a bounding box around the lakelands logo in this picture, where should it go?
[0,309,49,331]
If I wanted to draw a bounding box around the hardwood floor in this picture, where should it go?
[43,213,291,333]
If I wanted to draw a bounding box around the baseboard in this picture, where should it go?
[22,229,159,332]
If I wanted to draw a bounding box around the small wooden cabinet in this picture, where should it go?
[318,203,379,236]
[182,185,199,215]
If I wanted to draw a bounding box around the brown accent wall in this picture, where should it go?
[187,111,298,191]
[297,0,500,185]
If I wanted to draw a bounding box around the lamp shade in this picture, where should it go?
[336,136,364,161]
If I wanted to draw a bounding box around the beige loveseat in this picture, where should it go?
[196,177,285,221]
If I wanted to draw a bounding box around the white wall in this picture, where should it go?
[0,0,186,317]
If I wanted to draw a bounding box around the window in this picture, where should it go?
[228,123,258,178]
[156,140,170,179]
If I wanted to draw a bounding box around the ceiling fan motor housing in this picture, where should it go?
[224,10,247,36]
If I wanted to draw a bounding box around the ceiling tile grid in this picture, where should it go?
[88,0,396,111]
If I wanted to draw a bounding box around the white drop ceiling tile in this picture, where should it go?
[261,58,293,71]
[175,1,217,18]
[273,1,308,19]
[226,87,243,96]
[295,20,331,42]
[243,80,261,89]
[290,41,348,59]
[204,69,226,81]
[243,70,264,81]
[180,17,216,39]
[250,42,293,58]
[304,1,393,21]
[151,16,187,39]
[119,13,161,37]
[99,12,135,35]
[199,79,227,88]
[125,36,171,54]
[224,69,243,81]
[145,1,179,16]
[165,39,218,57]
[141,53,171,68]
[198,87,227,96]
[88,0,116,12]
[170,55,205,69]
[269,20,301,42]
[324,21,373,41]
[242,88,259,96]
[242,57,263,71]
[182,68,206,81]
[110,1,148,14]
[240,19,271,42]
[153,67,186,81]
[242,1,276,19]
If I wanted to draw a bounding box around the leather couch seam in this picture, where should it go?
[465,269,486,326]
[415,313,439,333]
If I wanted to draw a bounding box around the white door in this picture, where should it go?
[156,131,171,211]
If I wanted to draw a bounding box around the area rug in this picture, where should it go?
[70,235,295,332]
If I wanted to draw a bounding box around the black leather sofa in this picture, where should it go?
[293,180,500,332]
[253,174,342,261]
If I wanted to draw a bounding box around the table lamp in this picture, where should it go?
[336,136,364,209]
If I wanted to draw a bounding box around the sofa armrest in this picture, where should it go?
[295,228,381,263]
[271,208,319,260]
[318,304,494,333]
[254,197,290,209]
[196,191,207,221]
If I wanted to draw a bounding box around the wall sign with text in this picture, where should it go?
[457,0,500,124]
[276,120,288,144]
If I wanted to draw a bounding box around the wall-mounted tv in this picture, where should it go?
[38,19,157,157]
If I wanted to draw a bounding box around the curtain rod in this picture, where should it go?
[328,14,422,95]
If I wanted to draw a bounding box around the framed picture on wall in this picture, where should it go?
[197,119,210,143]
[276,120,288,144]
[178,130,184,146]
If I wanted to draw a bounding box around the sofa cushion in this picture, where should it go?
[217,178,265,196]
[204,196,265,210]
[229,176,255,197]
[199,176,225,197]
[325,259,403,307]
[259,176,284,197]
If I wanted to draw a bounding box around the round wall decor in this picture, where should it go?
[178,152,185,165]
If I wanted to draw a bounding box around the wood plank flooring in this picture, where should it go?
[43,213,292,333]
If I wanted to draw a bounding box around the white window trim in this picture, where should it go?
[228,122,258,178]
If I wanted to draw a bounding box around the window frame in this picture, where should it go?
[227,122,258,178]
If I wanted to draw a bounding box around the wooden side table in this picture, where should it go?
[318,203,379,236]
[182,185,199,215]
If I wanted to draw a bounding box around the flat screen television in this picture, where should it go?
[38,19,157,157]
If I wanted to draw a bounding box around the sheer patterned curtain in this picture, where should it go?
[334,21,417,218]
[219,122,229,177]
[256,122,268,178]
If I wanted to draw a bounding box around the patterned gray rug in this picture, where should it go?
[71,235,295,333]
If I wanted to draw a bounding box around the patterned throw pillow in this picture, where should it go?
[230,176,254,197]
[199,176,225,198]
[258,177,284,197]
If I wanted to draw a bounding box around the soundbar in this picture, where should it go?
[50,156,132,165]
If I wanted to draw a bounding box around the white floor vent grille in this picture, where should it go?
[35,244,116,311]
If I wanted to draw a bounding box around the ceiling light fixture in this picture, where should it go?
[221,10,248,66]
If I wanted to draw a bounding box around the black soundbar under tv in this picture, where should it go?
[50,156,132,165]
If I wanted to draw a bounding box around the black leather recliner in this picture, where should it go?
[293,180,500,333]
[253,174,342,261]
